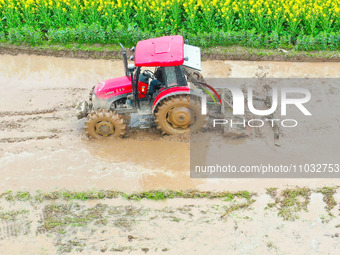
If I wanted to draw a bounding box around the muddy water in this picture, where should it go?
[85,136,189,172]
[0,54,340,192]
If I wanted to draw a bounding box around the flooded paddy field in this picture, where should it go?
[0,54,339,254]
[0,54,339,192]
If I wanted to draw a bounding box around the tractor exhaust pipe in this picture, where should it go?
[119,43,129,76]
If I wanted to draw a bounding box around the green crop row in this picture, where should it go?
[0,0,339,50]
[2,25,339,51]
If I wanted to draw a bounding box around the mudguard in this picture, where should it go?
[152,86,203,114]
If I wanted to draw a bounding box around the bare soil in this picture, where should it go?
[1,43,340,62]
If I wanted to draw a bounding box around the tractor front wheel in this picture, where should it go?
[155,95,205,135]
[85,109,126,139]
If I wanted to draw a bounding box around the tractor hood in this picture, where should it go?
[94,76,132,100]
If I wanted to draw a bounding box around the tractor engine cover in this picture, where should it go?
[95,76,132,100]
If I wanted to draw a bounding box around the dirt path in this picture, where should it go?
[0,54,340,192]
[1,44,340,62]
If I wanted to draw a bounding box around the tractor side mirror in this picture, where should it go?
[130,55,135,61]
[128,63,135,73]
[131,46,135,52]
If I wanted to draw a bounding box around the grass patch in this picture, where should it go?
[315,186,338,211]
[221,199,256,219]
[40,203,109,233]
[265,187,312,221]
[122,190,255,201]
[0,209,29,221]
[0,191,32,201]
[0,189,256,202]
[266,187,278,198]
[34,190,120,202]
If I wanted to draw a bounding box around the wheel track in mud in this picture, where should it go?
[0,104,75,117]
[0,79,87,143]
[0,105,76,143]
[0,135,59,143]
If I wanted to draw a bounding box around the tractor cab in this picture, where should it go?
[128,35,201,109]
[139,66,188,98]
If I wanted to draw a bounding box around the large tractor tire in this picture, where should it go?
[85,109,126,139]
[155,95,205,135]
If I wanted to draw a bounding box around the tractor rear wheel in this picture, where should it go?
[155,95,205,135]
[85,109,126,139]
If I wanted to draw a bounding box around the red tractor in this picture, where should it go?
[76,35,210,138]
